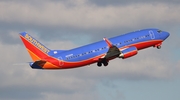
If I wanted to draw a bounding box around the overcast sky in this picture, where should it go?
[0,0,180,100]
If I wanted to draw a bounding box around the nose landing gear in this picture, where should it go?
[157,45,161,49]
[154,42,162,49]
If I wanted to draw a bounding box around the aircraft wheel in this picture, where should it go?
[103,62,108,66]
[97,62,102,67]
[157,46,161,49]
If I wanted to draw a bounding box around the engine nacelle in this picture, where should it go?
[119,46,138,59]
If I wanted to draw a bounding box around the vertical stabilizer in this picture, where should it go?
[19,32,51,61]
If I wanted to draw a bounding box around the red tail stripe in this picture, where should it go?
[20,36,60,67]
[20,36,48,59]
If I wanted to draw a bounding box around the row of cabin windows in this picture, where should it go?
[66,46,108,60]
[66,34,150,60]
[124,34,150,43]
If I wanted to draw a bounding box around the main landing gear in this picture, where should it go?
[97,62,108,67]
[97,62,102,67]
[97,59,109,67]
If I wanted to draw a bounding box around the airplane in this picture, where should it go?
[19,28,170,69]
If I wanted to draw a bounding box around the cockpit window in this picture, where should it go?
[157,30,162,33]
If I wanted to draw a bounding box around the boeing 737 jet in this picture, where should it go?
[19,28,169,69]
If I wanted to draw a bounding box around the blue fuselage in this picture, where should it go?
[53,29,169,64]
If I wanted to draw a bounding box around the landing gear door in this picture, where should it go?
[149,30,155,39]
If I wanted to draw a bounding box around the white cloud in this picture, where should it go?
[0,1,180,30]
[0,0,179,100]
[41,91,98,100]
[0,28,177,100]
[78,48,173,81]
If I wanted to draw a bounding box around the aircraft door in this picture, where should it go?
[149,30,155,39]
[58,57,64,66]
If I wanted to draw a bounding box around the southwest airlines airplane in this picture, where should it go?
[19,28,169,69]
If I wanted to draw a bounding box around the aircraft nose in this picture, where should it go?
[162,31,170,40]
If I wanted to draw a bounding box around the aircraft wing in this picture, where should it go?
[103,38,121,60]
[103,38,114,48]
[95,38,138,67]
[94,38,121,66]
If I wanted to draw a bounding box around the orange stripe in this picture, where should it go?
[27,48,60,69]
[27,49,41,61]
[42,62,60,69]
[20,36,48,59]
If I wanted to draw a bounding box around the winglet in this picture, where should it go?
[103,38,113,48]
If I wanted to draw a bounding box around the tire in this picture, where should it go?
[103,62,108,66]
[157,46,161,49]
[97,62,102,67]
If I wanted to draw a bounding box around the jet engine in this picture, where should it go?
[119,46,138,59]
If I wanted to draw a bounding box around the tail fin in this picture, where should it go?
[19,32,51,61]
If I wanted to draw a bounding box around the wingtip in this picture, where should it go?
[103,37,113,48]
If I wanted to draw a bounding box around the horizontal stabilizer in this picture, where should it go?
[29,60,46,69]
